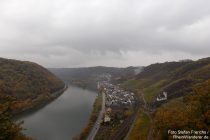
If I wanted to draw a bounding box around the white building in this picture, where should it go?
[156,91,167,101]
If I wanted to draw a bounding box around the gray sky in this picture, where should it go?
[0,0,210,68]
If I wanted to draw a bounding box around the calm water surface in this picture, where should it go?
[20,86,97,140]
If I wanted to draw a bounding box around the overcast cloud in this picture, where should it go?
[0,0,209,67]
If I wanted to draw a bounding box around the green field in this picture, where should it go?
[143,80,168,104]
[128,111,151,140]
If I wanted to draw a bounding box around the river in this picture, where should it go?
[19,86,97,140]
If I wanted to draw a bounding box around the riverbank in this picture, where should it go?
[18,86,97,140]
[76,91,102,140]
[13,84,68,120]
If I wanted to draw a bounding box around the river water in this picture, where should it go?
[19,86,97,140]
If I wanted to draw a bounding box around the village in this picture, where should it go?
[98,81,136,124]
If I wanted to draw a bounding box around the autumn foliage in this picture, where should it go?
[0,103,33,140]
[0,58,64,114]
[154,80,210,139]
[0,58,65,139]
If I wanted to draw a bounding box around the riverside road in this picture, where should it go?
[87,91,105,140]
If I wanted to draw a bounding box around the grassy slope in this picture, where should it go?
[143,80,168,104]
[128,111,150,140]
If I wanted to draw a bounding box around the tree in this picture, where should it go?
[0,102,33,140]
[153,80,210,139]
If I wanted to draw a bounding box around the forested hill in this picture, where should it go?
[122,57,210,140]
[0,57,65,114]
[123,57,210,105]
[49,66,142,89]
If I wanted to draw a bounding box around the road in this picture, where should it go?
[87,91,105,140]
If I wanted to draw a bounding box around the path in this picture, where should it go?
[87,92,105,140]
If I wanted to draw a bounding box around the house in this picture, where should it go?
[105,101,112,107]
[156,91,167,101]
[107,107,112,114]
[104,114,111,123]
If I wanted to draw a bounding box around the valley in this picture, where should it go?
[1,1,210,139]
[0,57,209,140]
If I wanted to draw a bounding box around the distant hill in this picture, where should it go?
[49,66,142,89]
[0,58,65,114]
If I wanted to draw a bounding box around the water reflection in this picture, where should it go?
[20,86,97,140]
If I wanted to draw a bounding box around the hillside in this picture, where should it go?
[153,80,210,140]
[49,66,142,89]
[123,57,210,106]
[0,58,65,114]
[122,57,210,140]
